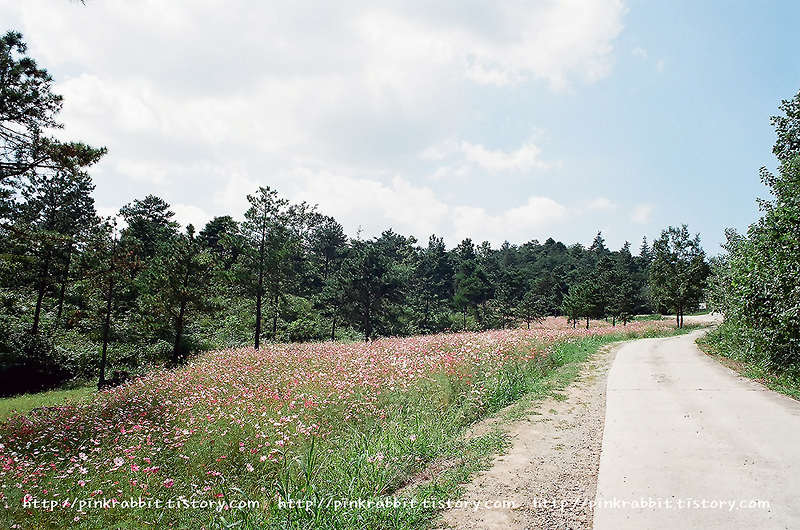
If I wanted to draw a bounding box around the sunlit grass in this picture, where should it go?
[698,322,800,401]
[1,318,684,530]
[0,383,95,422]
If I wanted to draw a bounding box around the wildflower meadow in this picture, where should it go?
[1,318,678,529]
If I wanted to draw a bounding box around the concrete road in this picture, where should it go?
[593,328,800,530]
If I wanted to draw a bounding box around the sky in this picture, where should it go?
[2,0,798,254]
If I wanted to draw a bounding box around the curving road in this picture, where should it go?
[593,321,800,529]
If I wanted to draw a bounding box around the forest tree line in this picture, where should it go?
[708,90,800,375]
[0,31,710,396]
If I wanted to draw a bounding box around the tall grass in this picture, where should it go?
[698,321,800,400]
[1,319,680,530]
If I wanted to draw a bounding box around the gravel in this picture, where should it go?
[439,342,621,530]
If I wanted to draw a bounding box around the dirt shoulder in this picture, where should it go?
[439,341,623,530]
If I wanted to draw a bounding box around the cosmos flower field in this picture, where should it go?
[1,318,675,529]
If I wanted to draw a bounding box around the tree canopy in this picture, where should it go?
[710,89,800,370]
[649,225,709,328]
[0,29,714,396]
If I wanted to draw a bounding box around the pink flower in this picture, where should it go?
[163,479,174,488]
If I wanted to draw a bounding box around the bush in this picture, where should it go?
[0,329,73,397]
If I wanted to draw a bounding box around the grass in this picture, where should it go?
[0,319,702,530]
[632,313,664,321]
[0,382,95,422]
[697,322,800,401]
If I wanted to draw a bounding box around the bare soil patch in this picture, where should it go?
[438,342,623,530]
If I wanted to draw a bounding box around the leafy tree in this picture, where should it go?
[231,187,313,347]
[338,233,410,341]
[638,236,652,262]
[411,235,454,332]
[771,90,800,162]
[561,281,599,329]
[16,167,98,335]
[490,267,527,328]
[232,187,288,349]
[605,242,641,325]
[0,31,62,185]
[305,216,348,339]
[307,215,347,283]
[516,289,546,329]
[79,221,137,387]
[139,225,216,365]
[710,91,800,369]
[198,215,240,269]
[452,239,493,327]
[0,31,105,214]
[119,195,180,260]
[588,231,609,268]
[650,225,709,328]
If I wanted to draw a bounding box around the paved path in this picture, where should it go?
[594,327,800,529]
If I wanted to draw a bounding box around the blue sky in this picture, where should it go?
[2,0,798,254]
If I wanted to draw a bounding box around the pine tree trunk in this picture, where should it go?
[56,246,73,324]
[255,269,264,350]
[98,239,116,389]
[98,276,114,389]
[31,254,51,335]
[254,222,267,350]
[364,303,371,342]
[173,299,186,365]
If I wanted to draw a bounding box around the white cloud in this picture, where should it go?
[422,138,556,175]
[2,0,629,247]
[428,165,472,180]
[17,0,627,170]
[55,74,160,146]
[631,203,654,224]
[214,171,263,219]
[172,204,212,232]
[586,197,617,211]
[95,206,126,228]
[632,46,648,60]
[457,0,627,89]
[290,170,448,239]
[421,139,461,161]
[287,169,566,245]
[452,196,568,244]
[114,159,167,184]
[461,140,551,172]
